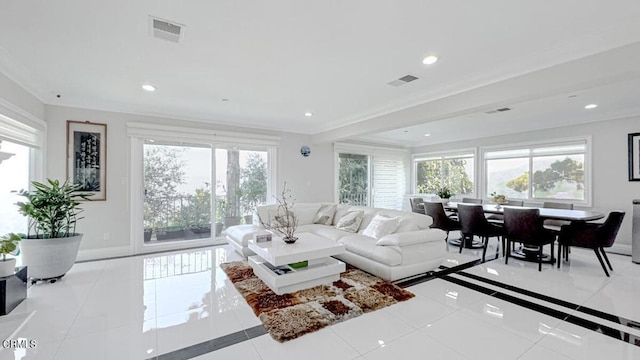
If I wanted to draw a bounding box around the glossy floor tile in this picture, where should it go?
[0,242,639,359]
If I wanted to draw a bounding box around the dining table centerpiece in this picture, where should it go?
[490,192,508,209]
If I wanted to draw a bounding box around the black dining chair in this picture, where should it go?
[557,211,625,276]
[487,199,524,223]
[503,207,556,271]
[462,197,483,204]
[457,204,504,262]
[424,201,461,242]
[542,201,574,232]
[409,197,425,214]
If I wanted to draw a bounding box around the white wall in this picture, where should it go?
[45,105,335,258]
[279,134,334,203]
[412,115,640,254]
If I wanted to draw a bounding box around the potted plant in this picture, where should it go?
[0,233,20,277]
[16,179,91,283]
[258,183,298,244]
[436,186,454,203]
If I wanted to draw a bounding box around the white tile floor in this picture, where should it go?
[1,241,639,360]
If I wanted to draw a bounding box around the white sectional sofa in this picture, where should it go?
[225,203,447,281]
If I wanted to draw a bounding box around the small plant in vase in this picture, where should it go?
[0,233,21,277]
[258,183,298,244]
[436,186,454,203]
[490,192,508,208]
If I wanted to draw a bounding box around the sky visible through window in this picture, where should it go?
[0,141,29,235]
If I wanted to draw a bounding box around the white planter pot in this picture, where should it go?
[20,234,82,280]
[0,258,16,277]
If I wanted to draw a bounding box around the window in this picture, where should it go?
[484,141,587,201]
[335,143,407,210]
[414,152,475,196]
[0,111,44,236]
[0,140,30,235]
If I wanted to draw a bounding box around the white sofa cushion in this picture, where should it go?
[377,209,432,230]
[292,203,323,225]
[362,215,402,239]
[332,204,352,225]
[338,235,402,266]
[345,206,380,233]
[311,227,353,241]
[334,210,364,232]
[376,229,446,246]
[313,204,337,225]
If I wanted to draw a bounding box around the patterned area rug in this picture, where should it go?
[221,261,414,342]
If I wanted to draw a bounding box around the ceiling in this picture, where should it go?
[1,1,640,145]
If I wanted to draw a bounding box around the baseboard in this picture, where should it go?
[76,246,133,262]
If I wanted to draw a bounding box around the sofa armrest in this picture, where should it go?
[376,229,446,246]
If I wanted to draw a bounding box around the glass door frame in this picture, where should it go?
[131,137,278,255]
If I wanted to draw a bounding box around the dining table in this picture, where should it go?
[443,202,605,263]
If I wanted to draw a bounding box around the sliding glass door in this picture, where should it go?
[143,142,212,244]
[214,147,269,234]
[134,135,274,254]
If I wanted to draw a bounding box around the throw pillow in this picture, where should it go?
[313,204,337,225]
[334,210,364,233]
[362,215,402,239]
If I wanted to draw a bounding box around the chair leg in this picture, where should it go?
[444,230,450,242]
[600,247,613,271]
[459,235,465,253]
[482,237,488,262]
[505,239,510,264]
[557,243,562,269]
[593,249,610,277]
[494,236,500,260]
[550,241,555,263]
[538,247,542,272]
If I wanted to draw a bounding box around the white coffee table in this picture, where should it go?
[247,232,346,295]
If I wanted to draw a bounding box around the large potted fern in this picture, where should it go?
[16,179,90,283]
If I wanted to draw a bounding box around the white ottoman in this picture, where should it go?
[224,224,264,257]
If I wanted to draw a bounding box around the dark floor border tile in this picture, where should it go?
[149,325,266,360]
[395,258,481,288]
[456,270,640,331]
[440,275,640,348]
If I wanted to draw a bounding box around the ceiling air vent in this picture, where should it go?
[387,74,419,87]
[149,16,185,43]
[485,107,512,114]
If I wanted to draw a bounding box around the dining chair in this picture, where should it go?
[503,207,556,271]
[487,199,524,222]
[424,201,461,242]
[556,211,625,276]
[542,201,574,232]
[409,197,425,214]
[457,204,503,262]
[462,197,482,204]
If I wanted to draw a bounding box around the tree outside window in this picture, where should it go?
[415,154,474,196]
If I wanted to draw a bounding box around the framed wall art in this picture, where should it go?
[629,132,640,181]
[66,120,107,200]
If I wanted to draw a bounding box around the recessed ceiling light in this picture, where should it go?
[142,84,156,92]
[222,98,229,102]
[422,55,439,65]
[424,133,431,137]
[585,104,598,109]
[304,112,313,117]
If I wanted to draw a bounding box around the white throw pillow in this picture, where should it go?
[313,204,337,225]
[362,215,402,239]
[334,210,364,233]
